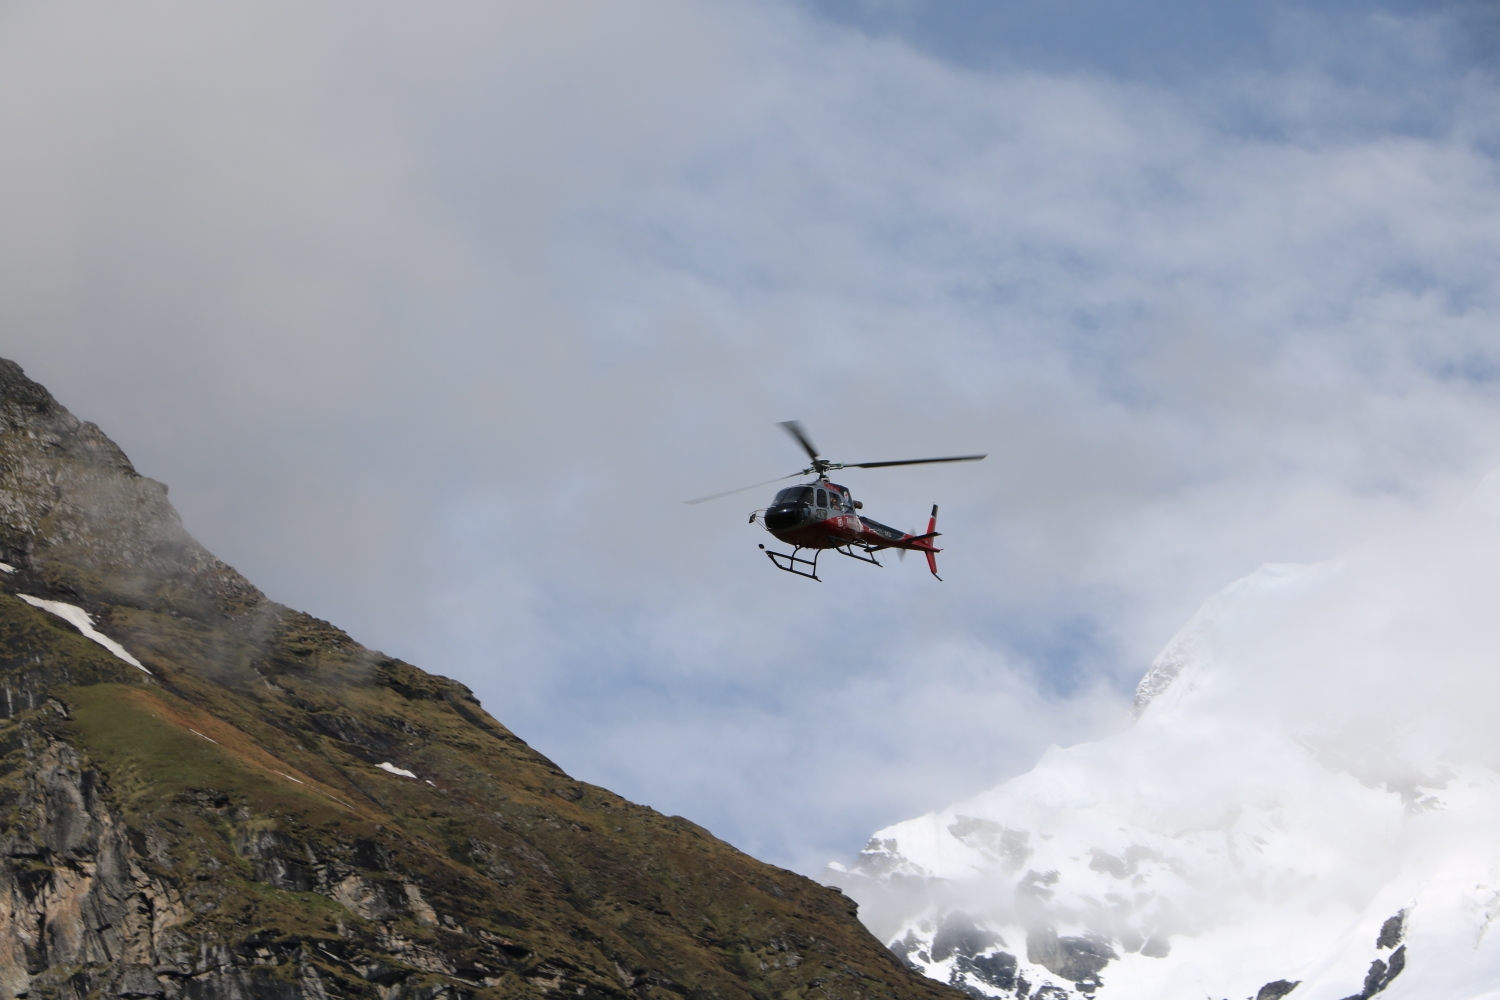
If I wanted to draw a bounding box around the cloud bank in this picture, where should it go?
[2,0,1499,872]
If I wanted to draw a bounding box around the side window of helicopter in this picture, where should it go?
[815,488,828,509]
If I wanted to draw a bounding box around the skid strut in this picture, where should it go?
[760,544,820,581]
[836,543,883,567]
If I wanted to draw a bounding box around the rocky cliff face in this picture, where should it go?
[0,359,956,1000]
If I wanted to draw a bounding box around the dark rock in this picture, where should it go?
[953,951,1016,991]
[1086,845,1163,881]
[114,967,165,998]
[181,968,302,1000]
[1139,932,1170,958]
[1376,911,1405,950]
[931,912,1000,962]
[1025,927,1116,983]
[889,932,923,970]
[1256,979,1300,1000]
[1339,944,1406,1000]
[1017,870,1060,903]
[945,818,1033,872]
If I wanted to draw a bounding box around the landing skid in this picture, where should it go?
[760,541,887,580]
[835,543,882,567]
[760,544,821,581]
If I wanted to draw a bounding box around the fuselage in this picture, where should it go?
[760,480,938,553]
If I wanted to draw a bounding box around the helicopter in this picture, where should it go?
[685,421,985,581]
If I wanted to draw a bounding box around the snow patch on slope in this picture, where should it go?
[15,594,150,673]
[830,475,1500,1000]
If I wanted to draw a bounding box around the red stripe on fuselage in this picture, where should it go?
[768,515,940,552]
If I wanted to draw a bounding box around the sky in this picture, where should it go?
[2,0,1500,876]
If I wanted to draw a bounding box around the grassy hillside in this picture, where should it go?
[0,358,957,1000]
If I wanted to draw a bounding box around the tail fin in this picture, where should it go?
[925,505,941,581]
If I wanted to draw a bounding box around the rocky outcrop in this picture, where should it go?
[0,360,261,621]
[1255,982,1300,1000]
[1338,910,1405,1000]
[1023,930,1113,995]
[0,735,183,999]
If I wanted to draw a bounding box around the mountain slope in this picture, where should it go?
[831,485,1500,1000]
[0,358,957,1000]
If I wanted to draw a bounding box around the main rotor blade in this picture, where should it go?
[847,454,987,469]
[779,420,821,463]
[683,471,804,505]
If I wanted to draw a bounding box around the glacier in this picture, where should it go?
[829,473,1500,1000]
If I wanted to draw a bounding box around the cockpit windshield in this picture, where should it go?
[774,486,814,506]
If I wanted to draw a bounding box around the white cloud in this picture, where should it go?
[1,1,1499,872]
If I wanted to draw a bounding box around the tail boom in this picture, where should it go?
[847,505,945,579]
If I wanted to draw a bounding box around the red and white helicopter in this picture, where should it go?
[686,421,985,581]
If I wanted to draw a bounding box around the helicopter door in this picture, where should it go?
[814,488,829,514]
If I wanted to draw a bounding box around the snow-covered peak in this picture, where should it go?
[830,477,1500,1000]
[1131,562,1308,718]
